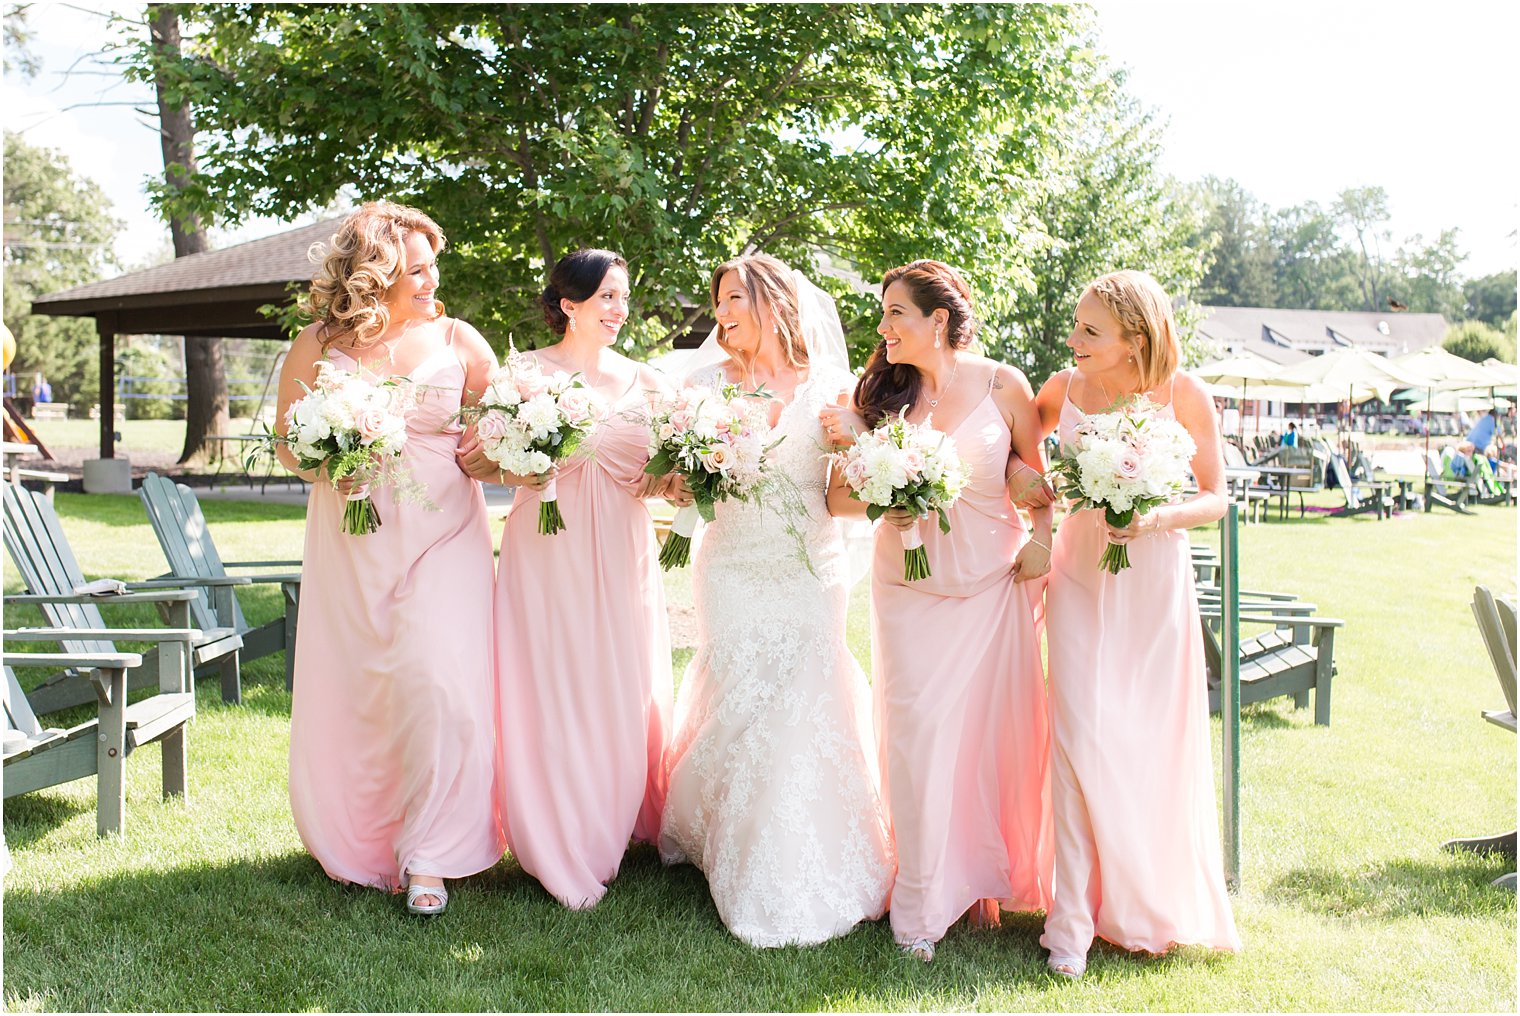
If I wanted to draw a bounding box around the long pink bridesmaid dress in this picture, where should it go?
[1040,378,1241,964]
[871,379,1053,948]
[289,335,505,892]
[495,386,672,909]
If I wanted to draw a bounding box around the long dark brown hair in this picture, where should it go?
[854,260,978,426]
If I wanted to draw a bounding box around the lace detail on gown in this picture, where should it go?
[659,364,896,948]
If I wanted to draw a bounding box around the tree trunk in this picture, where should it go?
[151,4,228,464]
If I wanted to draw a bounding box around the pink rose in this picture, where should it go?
[475,410,509,444]
[700,445,734,472]
[1115,451,1142,479]
[901,447,926,479]
[559,388,593,425]
[517,374,549,400]
[356,407,388,442]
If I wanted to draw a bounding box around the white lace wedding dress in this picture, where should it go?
[658,362,896,948]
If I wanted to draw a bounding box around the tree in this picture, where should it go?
[1463,270,1518,328]
[3,3,40,79]
[120,3,1091,356]
[2,130,123,408]
[1267,201,1361,310]
[1186,177,1275,308]
[1332,186,1394,312]
[1389,229,1465,318]
[1444,320,1516,364]
[988,62,1209,382]
[144,3,229,463]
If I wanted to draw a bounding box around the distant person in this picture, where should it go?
[1490,444,1518,483]
[1441,441,1475,482]
[1467,408,1499,453]
[31,376,52,404]
[1281,422,1299,448]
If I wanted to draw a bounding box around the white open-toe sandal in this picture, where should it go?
[1047,955,1086,980]
[901,938,936,963]
[405,881,449,916]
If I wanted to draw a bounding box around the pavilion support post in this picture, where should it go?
[97,314,116,459]
[83,312,131,493]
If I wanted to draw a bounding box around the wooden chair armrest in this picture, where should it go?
[223,560,303,569]
[5,589,197,606]
[2,651,142,670]
[131,576,253,588]
[6,627,203,644]
[1199,608,1345,629]
[1197,585,1301,601]
[224,572,303,586]
[1200,599,1320,615]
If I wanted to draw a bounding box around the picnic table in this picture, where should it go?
[204,434,305,495]
[1253,465,1314,520]
[1223,466,1267,524]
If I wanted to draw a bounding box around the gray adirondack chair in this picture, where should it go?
[1327,454,1395,519]
[139,472,301,689]
[1423,450,1475,514]
[1442,586,1517,889]
[4,642,195,838]
[1199,605,1344,725]
[2,483,245,709]
[1472,586,1517,732]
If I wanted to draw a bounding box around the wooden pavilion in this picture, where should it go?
[29,218,341,460]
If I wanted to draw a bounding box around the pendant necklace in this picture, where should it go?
[926,357,960,409]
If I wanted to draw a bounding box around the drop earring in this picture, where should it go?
[934,324,942,349]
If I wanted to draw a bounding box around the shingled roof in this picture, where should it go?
[1195,306,1449,366]
[30,217,342,338]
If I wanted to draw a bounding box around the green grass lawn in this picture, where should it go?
[25,419,194,457]
[3,493,1515,1011]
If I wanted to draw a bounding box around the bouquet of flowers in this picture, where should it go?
[278,360,429,535]
[836,410,970,581]
[643,383,776,570]
[1049,395,1196,573]
[457,350,599,535]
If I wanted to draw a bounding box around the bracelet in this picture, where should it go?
[1027,535,1051,553]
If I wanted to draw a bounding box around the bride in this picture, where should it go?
[658,252,895,948]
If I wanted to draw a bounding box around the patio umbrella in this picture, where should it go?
[1261,348,1437,459]
[1194,350,1284,437]
[1393,348,1509,459]
[1403,391,1509,414]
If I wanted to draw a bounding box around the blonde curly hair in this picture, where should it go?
[302,201,446,348]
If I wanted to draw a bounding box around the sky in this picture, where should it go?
[5,1,1517,279]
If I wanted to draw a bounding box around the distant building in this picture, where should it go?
[1194,306,1449,365]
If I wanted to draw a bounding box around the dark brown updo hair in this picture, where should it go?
[854,260,979,427]
[540,248,628,335]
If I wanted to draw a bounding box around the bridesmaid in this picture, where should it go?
[823,259,1054,962]
[458,248,673,910]
[278,201,504,915]
[1033,270,1241,978]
